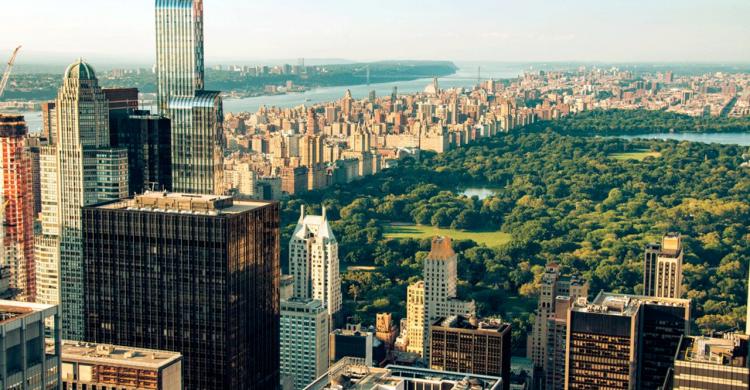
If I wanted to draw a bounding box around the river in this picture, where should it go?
[223,62,529,114]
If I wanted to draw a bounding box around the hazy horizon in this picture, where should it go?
[1,0,749,67]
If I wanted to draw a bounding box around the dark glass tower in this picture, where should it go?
[155,0,223,194]
[82,192,280,389]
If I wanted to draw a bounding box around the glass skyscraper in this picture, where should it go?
[155,0,224,195]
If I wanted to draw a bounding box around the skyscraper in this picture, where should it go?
[82,192,280,389]
[421,236,475,359]
[643,232,684,299]
[35,145,60,307]
[565,292,690,389]
[55,59,128,339]
[0,115,36,301]
[406,281,425,356]
[288,206,342,325]
[546,296,573,390]
[529,263,588,380]
[280,298,329,390]
[155,0,224,194]
[429,316,511,390]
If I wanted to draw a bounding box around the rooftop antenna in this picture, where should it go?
[477,66,481,86]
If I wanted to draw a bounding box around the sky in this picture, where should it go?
[1,0,749,66]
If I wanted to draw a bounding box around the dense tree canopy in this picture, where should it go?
[526,109,750,135]
[282,117,750,353]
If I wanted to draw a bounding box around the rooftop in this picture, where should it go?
[0,300,57,325]
[305,358,501,390]
[54,340,182,370]
[572,292,690,317]
[677,335,749,368]
[95,191,271,215]
[433,315,510,334]
[428,236,456,260]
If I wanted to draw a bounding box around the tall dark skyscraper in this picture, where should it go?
[565,292,690,390]
[155,0,224,195]
[104,88,173,194]
[82,192,280,390]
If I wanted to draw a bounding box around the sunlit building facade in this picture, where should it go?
[0,115,36,301]
[155,0,223,194]
[54,59,128,339]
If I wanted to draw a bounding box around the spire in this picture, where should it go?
[299,204,305,222]
[322,205,327,220]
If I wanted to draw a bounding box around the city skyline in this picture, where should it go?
[2,0,750,65]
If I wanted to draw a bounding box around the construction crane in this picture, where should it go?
[0,46,22,99]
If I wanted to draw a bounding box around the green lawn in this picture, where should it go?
[384,223,512,248]
[609,150,662,161]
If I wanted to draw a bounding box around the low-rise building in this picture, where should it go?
[58,341,182,390]
[304,357,502,390]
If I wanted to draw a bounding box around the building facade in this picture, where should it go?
[155,0,224,194]
[429,316,511,390]
[329,325,375,367]
[565,293,690,389]
[288,206,342,326]
[280,298,329,390]
[0,300,61,390]
[82,192,280,390]
[54,60,128,339]
[35,145,60,308]
[405,281,425,356]
[529,263,588,374]
[59,341,182,390]
[106,87,173,195]
[545,296,573,390]
[421,236,475,358]
[0,115,36,301]
[643,232,684,299]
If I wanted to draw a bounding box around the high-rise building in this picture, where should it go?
[429,316,511,390]
[105,88,173,194]
[59,341,182,390]
[670,334,750,390]
[288,206,342,326]
[280,298,329,390]
[565,292,690,389]
[643,242,661,296]
[421,236,475,358]
[643,233,684,299]
[55,59,128,339]
[0,300,61,390]
[35,145,60,308]
[529,263,588,375]
[109,109,172,194]
[0,115,36,301]
[405,281,425,356]
[545,296,573,390]
[155,0,224,194]
[82,192,280,390]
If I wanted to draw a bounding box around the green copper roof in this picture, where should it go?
[64,59,97,81]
